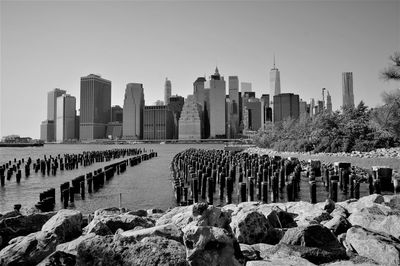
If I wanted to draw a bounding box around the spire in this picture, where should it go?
[215,66,219,76]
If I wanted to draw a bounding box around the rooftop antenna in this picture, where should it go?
[273,53,276,69]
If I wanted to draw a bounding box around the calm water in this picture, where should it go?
[0,144,223,214]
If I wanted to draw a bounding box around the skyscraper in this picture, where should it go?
[270,56,281,97]
[326,91,333,113]
[43,88,66,142]
[241,82,252,93]
[342,72,354,108]
[273,93,300,123]
[205,67,226,138]
[168,95,185,139]
[80,74,111,140]
[164,78,171,104]
[179,95,202,139]
[228,76,240,138]
[123,83,144,139]
[56,94,76,142]
[143,105,174,140]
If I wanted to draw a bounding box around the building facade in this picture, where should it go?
[342,72,354,108]
[44,88,66,141]
[164,78,171,105]
[326,92,333,113]
[270,58,281,98]
[40,120,54,142]
[243,99,262,131]
[56,94,76,142]
[111,105,123,123]
[206,67,226,138]
[273,93,300,123]
[123,83,144,139]
[143,105,174,140]
[80,74,111,140]
[168,95,185,139]
[228,76,240,138]
[241,82,252,93]
[179,95,202,139]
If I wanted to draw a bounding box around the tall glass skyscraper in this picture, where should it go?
[164,78,171,105]
[270,56,281,98]
[342,72,354,108]
[123,83,144,139]
[79,74,111,140]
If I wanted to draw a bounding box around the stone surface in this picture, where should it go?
[250,243,275,259]
[246,257,315,266]
[84,213,154,234]
[126,209,147,217]
[84,220,113,236]
[239,243,261,261]
[93,207,124,217]
[339,194,385,214]
[37,250,76,266]
[257,205,297,228]
[323,215,352,236]
[76,235,188,266]
[0,231,58,266]
[346,226,400,266]
[183,225,241,266]
[41,209,82,243]
[190,203,231,230]
[115,223,183,243]
[156,205,193,229]
[56,233,96,255]
[230,210,272,244]
[0,211,56,248]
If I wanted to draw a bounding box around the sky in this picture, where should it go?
[1,0,399,139]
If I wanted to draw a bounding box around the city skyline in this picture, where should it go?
[1,0,399,138]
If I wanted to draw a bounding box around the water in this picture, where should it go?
[0,143,223,214]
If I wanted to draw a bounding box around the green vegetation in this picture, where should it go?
[253,52,400,153]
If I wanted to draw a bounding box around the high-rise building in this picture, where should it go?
[205,67,226,138]
[193,77,206,106]
[270,56,281,98]
[56,94,76,142]
[326,91,333,113]
[299,99,308,117]
[80,74,111,140]
[164,78,171,105]
[243,98,262,131]
[143,105,174,140]
[310,98,315,118]
[273,93,300,123]
[179,95,202,139]
[111,105,123,123]
[342,72,354,108]
[241,82,252,93]
[228,76,240,138]
[261,94,272,126]
[40,120,54,142]
[44,88,66,141]
[168,95,185,139]
[123,83,145,139]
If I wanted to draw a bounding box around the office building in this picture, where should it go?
[143,105,174,140]
[164,78,172,105]
[80,74,111,140]
[205,67,226,138]
[123,83,145,139]
[179,95,202,139]
[40,120,54,142]
[342,72,354,108]
[111,105,123,123]
[261,94,272,126]
[228,76,240,138]
[56,94,76,142]
[194,77,206,106]
[299,99,308,117]
[270,56,281,97]
[45,88,66,141]
[243,98,262,131]
[168,95,185,139]
[106,122,122,139]
[273,93,300,123]
[310,98,315,118]
[326,91,333,113]
[241,82,252,93]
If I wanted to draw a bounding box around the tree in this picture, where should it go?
[381,51,400,81]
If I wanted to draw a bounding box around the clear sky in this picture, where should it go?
[1,0,399,139]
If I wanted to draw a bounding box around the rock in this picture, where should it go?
[239,243,261,260]
[183,225,241,266]
[330,205,349,218]
[230,210,272,244]
[156,205,193,229]
[257,205,297,228]
[285,201,328,226]
[190,203,231,230]
[84,213,154,234]
[0,231,58,266]
[339,194,385,214]
[76,235,188,265]
[348,205,400,238]
[323,216,352,236]
[250,243,275,259]
[94,207,124,217]
[56,233,96,255]
[246,257,315,266]
[41,209,82,243]
[84,220,113,236]
[323,199,336,214]
[126,209,147,217]
[387,194,400,210]
[114,223,183,243]
[37,250,76,266]
[0,211,56,248]
[346,226,400,266]
[147,208,164,215]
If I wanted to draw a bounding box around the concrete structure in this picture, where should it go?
[193,77,206,105]
[40,120,54,142]
[243,98,262,131]
[326,91,333,113]
[56,94,76,142]
[241,82,252,93]
[106,122,122,139]
[228,76,240,138]
[164,78,171,105]
[75,115,80,140]
[143,105,174,140]
[273,93,300,123]
[299,99,308,117]
[80,74,111,140]
[168,95,185,139]
[205,67,226,138]
[111,105,123,123]
[310,98,315,118]
[179,95,202,139]
[342,72,354,108]
[46,88,66,141]
[261,94,272,127]
[123,83,144,139]
[270,56,281,98]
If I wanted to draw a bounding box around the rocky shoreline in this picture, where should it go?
[0,193,400,265]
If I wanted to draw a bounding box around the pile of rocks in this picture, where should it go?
[1,194,400,265]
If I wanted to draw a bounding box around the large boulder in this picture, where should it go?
[41,209,82,243]
[183,225,241,266]
[0,211,56,248]
[156,205,193,229]
[257,205,297,228]
[246,257,315,266]
[339,194,385,214]
[190,203,231,230]
[93,207,125,217]
[346,226,400,266]
[114,223,183,243]
[322,215,352,236]
[37,250,76,266]
[84,220,113,236]
[284,201,330,226]
[56,233,96,255]
[230,210,272,244]
[76,235,188,265]
[0,231,58,266]
[84,213,154,234]
[239,243,261,261]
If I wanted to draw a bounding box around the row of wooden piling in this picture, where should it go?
[170,148,396,206]
[33,151,158,211]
